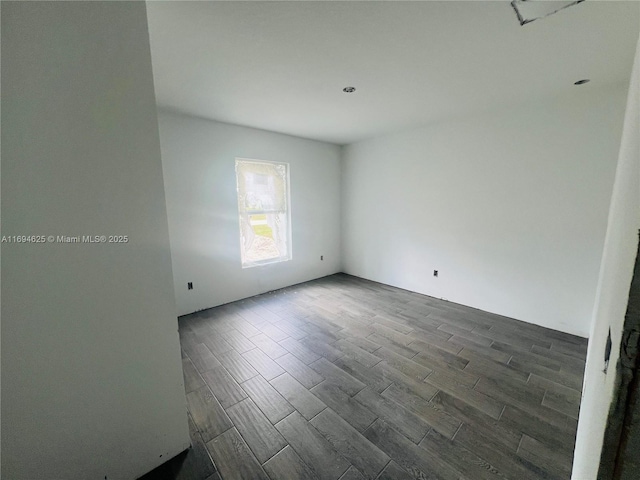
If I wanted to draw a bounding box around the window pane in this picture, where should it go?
[236,159,290,267]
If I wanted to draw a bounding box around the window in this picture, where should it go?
[235,158,291,268]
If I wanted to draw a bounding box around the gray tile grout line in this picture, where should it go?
[258,443,288,469]
[498,404,507,421]
[373,459,393,480]
[451,422,464,441]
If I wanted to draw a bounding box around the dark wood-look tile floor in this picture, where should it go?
[141,273,587,480]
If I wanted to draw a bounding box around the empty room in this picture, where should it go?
[2,1,640,480]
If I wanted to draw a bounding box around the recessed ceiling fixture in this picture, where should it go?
[343,87,356,93]
[574,79,591,85]
[511,0,585,26]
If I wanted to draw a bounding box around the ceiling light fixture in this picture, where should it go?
[511,0,585,26]
[343,87,356,93]
[574,79,590,85]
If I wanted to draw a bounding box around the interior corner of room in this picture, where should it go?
[2,1,639,479]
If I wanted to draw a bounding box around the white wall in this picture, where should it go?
[572,35,640,479]
[342,84,627,337]
[1,3,189,479]
[157,111,342,316]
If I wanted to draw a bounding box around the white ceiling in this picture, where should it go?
[147,1,639,145]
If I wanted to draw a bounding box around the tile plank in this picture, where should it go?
[425,370,503,419]
[259,323,290,342]
[275,411,350,480]
[241,374,295,424]
[519,434,573,478]
[271,373,326,420]
[186,386,233,442]
[182,356,205,394]
[300,336,344,362]
[311,381,378,432]
[373,362,440,402]
[251,333,289,359]
[309,358,366,396]
[186,343,222,374]
[500,405,576,454]
[363,419,460,480]
[376,461,413,480]
[430,390,522,451]
[205,428,269,480]
[273,319,308,340]
[419,430,501,480]
[333,339,382,368]
[275,353,324,389]
[333,356,393,394]
[280,337,322,364]
[454,424,554,480]
[201,334,233,357]
[310,408,390,480]
[222,329,256,354]
[226,398,287,463]
[354,388,430,444]
[372,347,431,382]
[263,445,320,480]
[242,348,285,380]
[382,383,460,439]
[217,349,259,384]
[201,366,247,409]
[338,466,366,480]
[542,388,581,420]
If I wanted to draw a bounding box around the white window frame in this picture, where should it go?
[235,158,292,268]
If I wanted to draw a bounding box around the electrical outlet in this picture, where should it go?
[188,282,193,290]
[321,255,324,261]
[433,270,438,277]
